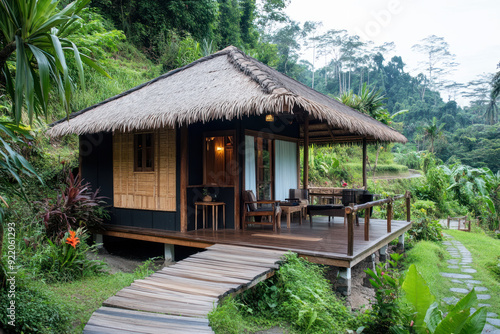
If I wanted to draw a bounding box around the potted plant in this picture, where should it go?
[202,188,212,202]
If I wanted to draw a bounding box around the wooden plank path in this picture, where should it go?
[84,244,287,333]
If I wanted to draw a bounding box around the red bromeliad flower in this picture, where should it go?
[342,182,348,187]
[65,230,80,248]
[381,272,385,276]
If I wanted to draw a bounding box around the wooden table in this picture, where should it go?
[280,205,303,229]
[195,202,226,231]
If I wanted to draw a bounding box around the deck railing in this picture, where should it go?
[345,191,412,256]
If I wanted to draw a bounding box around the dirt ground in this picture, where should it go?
[91,247,169,274]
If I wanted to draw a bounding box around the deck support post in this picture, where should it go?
[379,245,388,263]
[303,116,309,189]
[362,138,367,189]
[337,268,351,296]
[164,244,175,263]
[94,233,104,249]
[180,126,188,233]
[397,233,405,252]
[363,254,376,287]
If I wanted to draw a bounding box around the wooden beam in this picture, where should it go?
[299,254,350,268]
[102,230,214,249]
[362,138,367,189]
[303,116,309,189]
[180,126,188,232]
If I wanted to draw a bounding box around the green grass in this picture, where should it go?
[445,229,500,315]
[404,241,451,301]
[31,272,138,333]
[405,231,500,316]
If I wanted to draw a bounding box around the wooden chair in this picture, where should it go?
[242,190,281,231]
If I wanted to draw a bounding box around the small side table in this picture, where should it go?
[194,202,226,231]
[280,205,303,229]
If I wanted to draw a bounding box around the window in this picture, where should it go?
[134,133,154,172]
[204,134,235,185]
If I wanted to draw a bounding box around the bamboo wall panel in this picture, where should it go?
[113,129,176,211]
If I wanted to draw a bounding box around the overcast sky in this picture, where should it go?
[284,0,500,105]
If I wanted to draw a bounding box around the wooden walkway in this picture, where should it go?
[84,244,287,333]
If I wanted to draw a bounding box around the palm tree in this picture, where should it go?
[423,117,445,153]
[0,0,109,124]
[485,65,500,125]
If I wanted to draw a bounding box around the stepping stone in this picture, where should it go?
[441,273,473,279]
[482,324,500,333]
[477,295,491,300]
[450,288,469,294]
[451,279,464,284]
[443,296,459,305]
[443,241,452,245]
[451,254,461,258]
[461,268,477,273]
[465,280,483,284]
[461,265,472,268]
[487,318,500,327]
[488,313,498,317]
[448,259,459,264]
[479,304,491,307]
[448,265,460,269]
[474,287,489,292]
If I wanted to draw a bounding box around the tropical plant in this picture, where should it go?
[0,0,109,124]
[363,253,408,334]
[407,217,443,245]
[0,121,40,286]
[485,67,500,125]
[39,168,108,241]
[423,117,445,153]
[402,264,487,334]
[40,227,105,282]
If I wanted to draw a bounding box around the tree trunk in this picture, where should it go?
[373,146,381,177]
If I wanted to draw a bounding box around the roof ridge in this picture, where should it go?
[226,47,290,95]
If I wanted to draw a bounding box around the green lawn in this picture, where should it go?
[405,230,500,316]
[32,272,138,333]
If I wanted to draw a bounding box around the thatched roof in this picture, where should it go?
[48,46,407,143]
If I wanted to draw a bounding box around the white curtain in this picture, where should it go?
[245,135,256,194]
[275,140,298,201]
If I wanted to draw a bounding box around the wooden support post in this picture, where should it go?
[303,116,309,189]
[364,208,370,241]
[362,138,367,189]
[180,126,188,232]
[387,200,393,233]
[347,206,354,256]
[447,216,450,228]
[406,191,411,222]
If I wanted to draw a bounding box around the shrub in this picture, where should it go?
[38,228,106,282]
[407,218,443,245]
[0,284,71,333]
[412,200,437,219]
[241,253,352,333]
[361,253,411,333]
[39,168,108,241]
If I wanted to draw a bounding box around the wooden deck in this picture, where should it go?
[84,244,286,333]
[102,217,412,268]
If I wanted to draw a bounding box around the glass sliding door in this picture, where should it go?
[255,137,273,200]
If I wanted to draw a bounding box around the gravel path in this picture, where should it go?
[441,234,500,334]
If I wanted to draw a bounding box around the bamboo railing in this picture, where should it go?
[345,191,412,256]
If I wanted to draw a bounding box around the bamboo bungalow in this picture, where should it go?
[49,46,412,293]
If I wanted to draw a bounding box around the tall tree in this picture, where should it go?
[412,35,459,100]
[217,0,242,48]
[302,21,322,89]
[239,0,257,48]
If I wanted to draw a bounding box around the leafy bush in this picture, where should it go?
[39,169,108,241]
[209,252,352,333]
[38,228,106,282]
[361,253,410,333]
[412,200,437,219]
[0,284,71,333]
[407,218,443,245]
